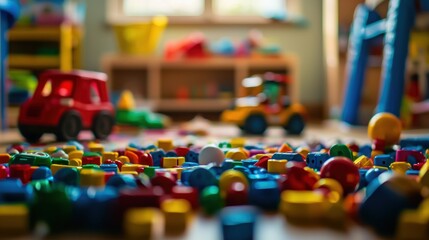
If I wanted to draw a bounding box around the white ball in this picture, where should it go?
[198,145,225,166]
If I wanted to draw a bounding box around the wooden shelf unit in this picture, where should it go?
[102,55,299,112]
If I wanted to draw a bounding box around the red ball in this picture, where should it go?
[320,157,360,195]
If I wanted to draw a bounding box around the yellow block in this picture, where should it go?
[121,164,145,172]
[103,151,118,162]
[225,149,247,161]
[296,146,310,158]
[117,90,135,110]
[267,160,287,174]
[124,208,161,239]
[390,162,411,175]
[43,146,57,155]
[230,138,245,148]
[88,142,104,153]
[353,155,373,168]
[62,145,77,154]
[118,155,130,164]
[120,171,139,177]
[163,157,185,168]
[157,139,174,151]
[254,154,273,159]
[80,169,105,187]
[68,150,83,160]
[280,190,328,224]
[50,164,79,175]
[161,199,191,234]
[69,158,82,167]
[0,204,28,234]
[314,178,343,197]
[219,170,248,197]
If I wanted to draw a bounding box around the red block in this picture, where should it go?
[82,155,102,165]
[171,186,199,209]
[9,164,31,184]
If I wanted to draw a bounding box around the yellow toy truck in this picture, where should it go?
[221,72,306,135]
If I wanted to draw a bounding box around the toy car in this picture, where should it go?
[221,72,306,135]
[18,70,115,142]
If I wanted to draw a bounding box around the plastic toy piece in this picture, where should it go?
[313,178,344,198]
[390,162,412,175]
[368,113,402,146]
[220,206,258,240]
[162,157,185,168]
[18,70,115,142]
[226,182,248,206]
[80,169,105,187]
[320,157,360,196]
[161,199,191,235]
[267,159,287,174]
[329,144,353,160]
[279,162,319,191]
[419,161,429,188]
[124,208,161,239]
[359,173,423,237]
[171,186,199,209]
[200,186,223,215]
[0,204,28,235]
[151,175,176,194]
[306,152,330,170]
[198,145,225,166]
[221,72,306,135]
[188,168,218,191]
[249,180,280,211]
[219,170,249,197]
[225,149,248,161]
[353,155,373,169]
[0,153,10,164]
[396,150,426,170]
[373,154,394,168]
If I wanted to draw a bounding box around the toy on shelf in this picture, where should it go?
[115,90,170,129]
[7,70,38,105]
[18,70,115,142]
[113,16,168,55]
[221,72,306,135]
[0,1,20,130]
[341,0,429,125]
[164,32,209,60]
[17,0,85,26]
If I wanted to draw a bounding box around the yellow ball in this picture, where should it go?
[368,112,402,145]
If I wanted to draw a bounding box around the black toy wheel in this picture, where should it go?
[55,111,82,141]
[18,124,43,143]
[91,111,115,140]
[243,114,267,135]
[284,114,305,135]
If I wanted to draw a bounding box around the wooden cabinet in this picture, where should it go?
[102,55,299,113]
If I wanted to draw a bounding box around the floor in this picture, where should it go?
[2,121,429,239]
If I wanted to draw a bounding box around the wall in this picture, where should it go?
[82,0,324,105]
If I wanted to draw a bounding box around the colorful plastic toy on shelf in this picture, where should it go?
[115,90,169,129]
[18,70,115,142]
[221,72,306,135]
[7,70,38,105]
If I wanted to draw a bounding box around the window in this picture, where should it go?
[108,0,301,24]
[55,80,74,97]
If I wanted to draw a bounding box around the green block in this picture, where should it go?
[52,158,69,165]
[82,164,100,170]
[143,166,158,178]
[200,186,224,215]
[232,161,243,167]
[329,144,353,160]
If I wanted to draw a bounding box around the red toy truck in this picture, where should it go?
[18,70,115,142]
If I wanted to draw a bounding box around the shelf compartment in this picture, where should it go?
[8,55,60,69]
[110,69,149,100]
[157,99,232,111]
[8,27,61,41]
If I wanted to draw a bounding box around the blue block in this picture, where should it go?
[248,173,269,182]
[209,166,225,177]
[144,144,157,151]
[242,159,258,167]
[248,166,266,174]
[54,168,80,186]
[128,142,143,150]
[365,168,387,184]
[233,166,251,176]
[222,160,235,170]
[185,150,199,163]
[373,154,394,168]
[100,164,118,173]
[221,206,258,240]
[358,169,368,190]
[180,169,193,185]
[306,152,330,170]
[402,146,424,153]
[271,152,303,162]
[0,179,33,203]
[106,174,137,189]
[249,180,280,210]
[188,168,218,191]
[165,151,178,157]
[71,187,118,231]
[150,150,165,167]
[406,170,420,176]
[359,172,422,236]
[31,166,53,181]
[181,162,198,168]
[359,144,372,158]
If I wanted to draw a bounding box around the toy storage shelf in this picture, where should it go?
[102,54,298,112]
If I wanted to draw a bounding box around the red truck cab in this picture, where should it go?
[18,70,115,142]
